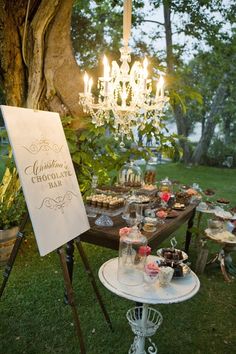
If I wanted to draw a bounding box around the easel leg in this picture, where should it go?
[184,208,196,253]
[64,240,75,304]
[57,247,86,354]
[75,237,113,331]
[0,213,28,298]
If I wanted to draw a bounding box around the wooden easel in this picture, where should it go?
[0,212,113,354]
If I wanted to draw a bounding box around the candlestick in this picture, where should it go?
[84,72,89,94]
[143,58,148,92]
[104,81,109,96]
[159,75,164,98]
[103,55,110,79]
[88,78,93,94]
[143,57,148,79]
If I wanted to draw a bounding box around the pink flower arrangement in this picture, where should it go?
[119,227,132,237]
[146,262,159,271]
[156,210,168,219]
[160,192,171,202]
[145,262,160,276]
[138,245,152,257]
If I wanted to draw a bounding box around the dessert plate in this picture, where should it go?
[173,203,185,210]
[166,210,179,218]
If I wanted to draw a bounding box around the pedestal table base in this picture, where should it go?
[126,305,163,354]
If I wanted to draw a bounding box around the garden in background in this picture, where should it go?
[1,162,236,354]
[1,1,236,353]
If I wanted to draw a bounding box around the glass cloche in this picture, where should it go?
[118,226,148,285]
[118,161,143,188]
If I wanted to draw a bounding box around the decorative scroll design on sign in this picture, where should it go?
[23,137,63,154]
[39,191,78,213]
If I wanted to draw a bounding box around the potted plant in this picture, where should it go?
[0,167,26,266]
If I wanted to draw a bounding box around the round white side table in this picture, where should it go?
[99,257,200,354]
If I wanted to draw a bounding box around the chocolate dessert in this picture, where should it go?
[217,198,230,204]
[204,188,215,196]
[158,261,184,277]
[161,248,184,262]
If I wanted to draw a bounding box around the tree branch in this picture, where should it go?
[141,19,164,27]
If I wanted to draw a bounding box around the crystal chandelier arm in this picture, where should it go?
[123,0,132,47]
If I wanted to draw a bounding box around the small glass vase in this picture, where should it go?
[118,226,148,286]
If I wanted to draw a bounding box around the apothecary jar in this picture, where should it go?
[118,226,148,286]
[159,177,173,193]
[144,159,157,184]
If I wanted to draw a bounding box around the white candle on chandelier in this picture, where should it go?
[103,56,110,96]
[84,72,89,94]
[88,78,93,94]
[143,58,148,78]
[103,55,110,79]
[143,57,148,91]
[159,75,164,97]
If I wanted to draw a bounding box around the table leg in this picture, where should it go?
[137,304,148,354]
[128,305,147,354]
[194,212,203,249]
[184,208,196,253]
[206,249,232,282]
[219,251,232,282]
[127,305,162,354]
[224,246,236,277]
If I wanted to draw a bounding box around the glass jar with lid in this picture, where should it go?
[159,177,173,193]
[118,226,148,285]
[144,158,157,185]
[118,161,143,188]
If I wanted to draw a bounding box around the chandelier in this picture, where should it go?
[79,0,169,143]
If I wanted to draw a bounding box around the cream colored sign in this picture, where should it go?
[1,105,90,256]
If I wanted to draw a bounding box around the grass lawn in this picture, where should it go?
[1,163,236,354]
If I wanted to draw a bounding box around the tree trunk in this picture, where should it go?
[0,0,27,106]
[192,78,228,164]
[223,115,232,145]
[0,0,84,124]
[163,2,191,164]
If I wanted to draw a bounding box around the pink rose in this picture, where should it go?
[146,262,159,271]
[119,227,132,237]
[145,262,160,275]
[160,192,171,202]
[156,210,168,219]
[138,245,152,256]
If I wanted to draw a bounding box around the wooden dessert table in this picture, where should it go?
[79,203,197,252]
[65,203,197,302]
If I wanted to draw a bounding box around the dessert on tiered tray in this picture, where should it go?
[86,194,124,210]
[156,247,190,278]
